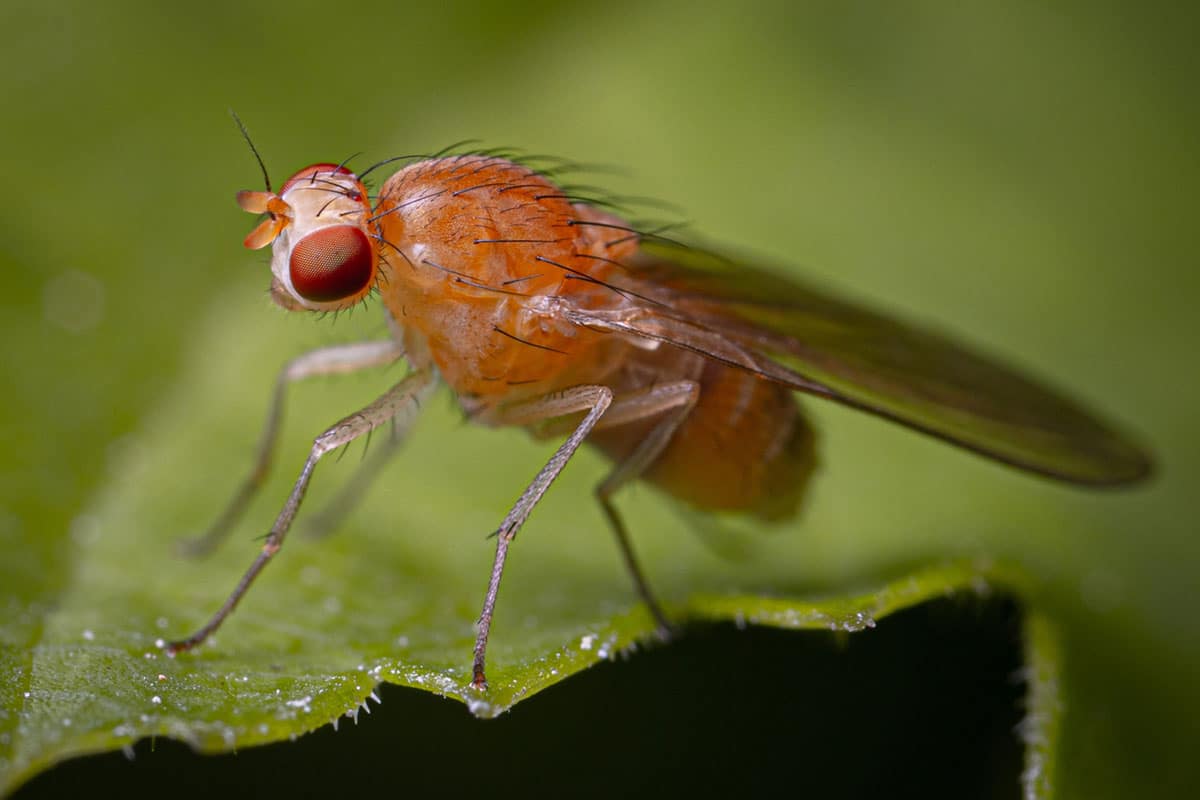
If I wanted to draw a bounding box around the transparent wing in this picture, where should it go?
[563,239,1150,486]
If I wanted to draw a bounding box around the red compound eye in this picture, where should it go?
[289,226,374,302]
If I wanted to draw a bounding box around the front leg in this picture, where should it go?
[166,366,435,654]
[181,339,404,556]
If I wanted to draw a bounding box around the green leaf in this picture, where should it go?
[2,290,1063,793]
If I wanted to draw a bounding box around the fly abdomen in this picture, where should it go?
[591,360,818,520]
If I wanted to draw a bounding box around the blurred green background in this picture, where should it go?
[1,1,1196,797]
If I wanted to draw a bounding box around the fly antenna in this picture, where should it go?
[230,109,272,192]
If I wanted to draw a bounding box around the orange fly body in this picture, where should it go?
[167,139,1151,689]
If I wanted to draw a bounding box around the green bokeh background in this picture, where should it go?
[2,1,1196,797]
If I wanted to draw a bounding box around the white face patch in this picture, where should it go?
[270,225,302,304]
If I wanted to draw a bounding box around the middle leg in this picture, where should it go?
[470,381,698,687]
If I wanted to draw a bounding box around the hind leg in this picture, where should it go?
[592,382,700,636]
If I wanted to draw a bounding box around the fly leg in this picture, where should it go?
[301,415,412,541]
[166,367,435,654]
[469,385,614,689]
[469,381,698,688]
[591,381,700,638]
[179,339,404,556]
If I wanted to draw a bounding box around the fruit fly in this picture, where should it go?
[166,131,1151,689]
